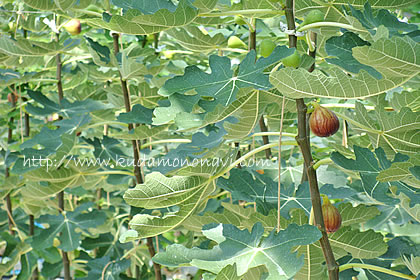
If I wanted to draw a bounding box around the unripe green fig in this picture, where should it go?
[8,22,16,32]
[228,36,247,49]
[0,23,9,32]
[301,10,324,27]
[281,50,301,68]
[260,39,276,58]
[321,196,342,233]
[309,103,339,137]
[63,19,81,35]
[234,16,247,26]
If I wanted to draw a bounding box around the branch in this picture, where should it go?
[55,30,72,280]
[285,1,339,279]
[112,33,162,280]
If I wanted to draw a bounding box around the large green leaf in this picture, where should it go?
[341,102,420,155]
[32,204,107,252]
[154,47,295,126]
[390,90,420,112]
[165,26,226,52]
[270,36,419,99]
[331,146,419,206]
[0,36,75,57]
[24,0,92,10]
[353,36,420,78]
[124,172,215,237]
[377,154,420,186]
[296,0,418,17]
[153,223,322,280]
[338,203,380,227]
[86,0,198,35]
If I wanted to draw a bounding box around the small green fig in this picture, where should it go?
[8,22,16,32]
[309,103,339,137]
[260,39,276,58]
[234,16,247,26]
[63,19,81,35]
[228,36,247,49]
[301,10,324,27]
[281,50,301,68]
[321,196,342,233]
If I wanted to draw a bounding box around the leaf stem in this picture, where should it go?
[313,158,333,170]
[297,22,368,33]
[213,141,298,179]
[339,263,416,280]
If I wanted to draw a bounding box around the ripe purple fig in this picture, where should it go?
[321,196,342,234]
[309,103,339,137]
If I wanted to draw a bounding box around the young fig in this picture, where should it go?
[228,36,247,49]
[234,16,247,26]
[281,50,301,68]
[321,196,342,233]
[63,19,81,35]
[300,10,324,28]
[260,39,276,58]
[309,103,339,137]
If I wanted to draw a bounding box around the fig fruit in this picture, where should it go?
[309,103,339,137]
[281,49,301,68]
[228,36,247,49]
[234,16,247,26]
[260,39,276,58]
[63,19,81,35]
[8,22,16,32]
[7,92,18,103]
[321,196,341,233]
[301,10,324,27]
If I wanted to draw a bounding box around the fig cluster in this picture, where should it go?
[309,103,339,137]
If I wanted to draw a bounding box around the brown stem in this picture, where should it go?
[285,1,339,279]
[248,27,256,51]
[248,20,272,159]
[5,92,16,235]
[29,214,39,280]
[112,33,143,185]
[112,33,161,280]
[55,31,71,280]
[259,117,272,159]
[147,237,162,280]
[153,33,159,50]
[22,98,30,137]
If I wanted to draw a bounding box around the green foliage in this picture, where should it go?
[0,0,419,279]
